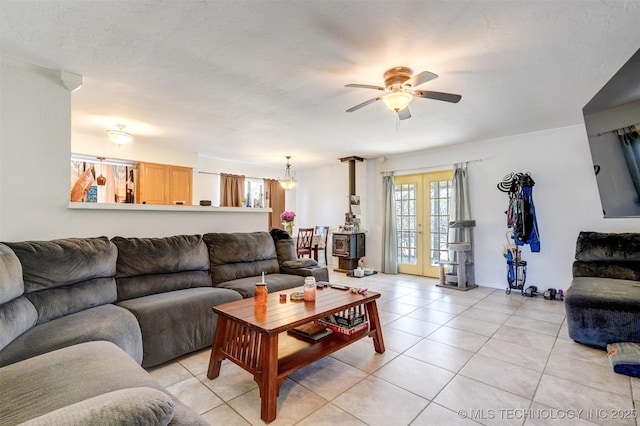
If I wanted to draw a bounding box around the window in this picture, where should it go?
[394,170,453,277]
[430,179,452,265]
[245,178,266,208]
[395,183,417,265]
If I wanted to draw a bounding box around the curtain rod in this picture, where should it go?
[597,122,639,136]
[382,157,485,174]
[198,171,277,181]
[71,154,137,167]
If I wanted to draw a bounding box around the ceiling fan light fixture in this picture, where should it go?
[106,124,134,145]
[279,156,297,190]
[383,91,413,112]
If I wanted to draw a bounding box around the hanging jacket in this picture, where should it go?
[514,183,540,252]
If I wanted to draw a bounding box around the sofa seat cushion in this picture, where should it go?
[0,341,206,426]
[118,287,242,367]
[0,304,142,368]
[565,277,640,348]
[21,387,175,426]
[215,273,304,298]
[565,277,640,312]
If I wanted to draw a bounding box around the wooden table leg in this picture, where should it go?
[365,300,386,353]
[207,316,228,379]
[259,333,279,423]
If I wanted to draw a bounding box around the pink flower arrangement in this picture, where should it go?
[280,211,296,222]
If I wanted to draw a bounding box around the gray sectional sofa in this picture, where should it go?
[564,232,640,348]
[0,231,328,425]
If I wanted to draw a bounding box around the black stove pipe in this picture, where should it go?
[339,156,363,198]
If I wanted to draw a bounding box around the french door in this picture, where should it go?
[394,170,453,277]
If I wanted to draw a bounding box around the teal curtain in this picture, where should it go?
[448,164,472,272]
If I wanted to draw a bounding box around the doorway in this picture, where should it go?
[394,170,453,277]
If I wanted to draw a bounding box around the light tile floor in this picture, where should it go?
[148,271,640,425]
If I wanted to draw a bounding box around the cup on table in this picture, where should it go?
[303,277,316,302]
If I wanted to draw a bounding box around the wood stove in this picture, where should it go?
[333,232,365,272]
[332,156,366,272]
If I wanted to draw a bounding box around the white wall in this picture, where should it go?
[0,60,269,241]
[385,126,640,289]
[294,125,639,289]
[295,160,371,266]
[72,133,199,168]
[1,61,72,240]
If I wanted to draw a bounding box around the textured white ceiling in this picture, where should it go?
[1,1,639,169]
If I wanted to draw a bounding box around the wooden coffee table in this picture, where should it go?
[207,286,385,423]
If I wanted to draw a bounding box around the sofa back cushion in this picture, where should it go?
[0,243,38,351]
[112,235,211,301]
[575,232,640,262]
[4,237,117,324]
[203,232,280,284]
[573,232,640,280]
[0,243,24,305]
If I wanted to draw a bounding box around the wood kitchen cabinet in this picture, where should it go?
[137,162,192,205]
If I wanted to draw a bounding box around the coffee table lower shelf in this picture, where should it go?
[206,294,384,423]
[278,326,375,377]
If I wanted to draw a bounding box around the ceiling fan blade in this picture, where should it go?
[398,107,411,120]
[413,90,462,103]
[405,71,438,88]
[346,97,381,112]
[345,84,385,91]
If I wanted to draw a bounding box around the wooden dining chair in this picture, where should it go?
[296,227,315,259]
[314,226,330,265]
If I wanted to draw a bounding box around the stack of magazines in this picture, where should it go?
[316,306,369,335]
[315,318,369,336]
[287,322,333,341]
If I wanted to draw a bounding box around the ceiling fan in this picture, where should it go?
[345,66,462,120]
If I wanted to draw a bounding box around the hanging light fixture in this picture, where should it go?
[106,124,134,145]
[279,156,297,190]
[382,88,413,112]
[96,157,107,186]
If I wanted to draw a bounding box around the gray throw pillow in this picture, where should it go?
[283,259,318,269]
[276,239,297,264]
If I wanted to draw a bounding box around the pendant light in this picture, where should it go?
[96,157,107,186]
[279,156,297,190]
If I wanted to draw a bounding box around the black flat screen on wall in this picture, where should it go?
[583,48,640,218]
